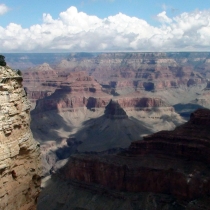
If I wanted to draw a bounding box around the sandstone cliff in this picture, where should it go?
[0,66,41,210]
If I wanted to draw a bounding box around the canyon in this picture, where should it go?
[27,70,185,174]
[38,108,210,209]
[21,52,210,116]
[2,52,210,209]
[19,52,210,174]
[21,52,209,101]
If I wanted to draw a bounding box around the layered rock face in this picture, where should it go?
[54,52,206,92]
[116,97,170,109]
[61,109,210,207]
[0,66,41,210]
[129,109,210,162]
[21,53,209,124]
[33,71,111,113]
[22,53,207,108]
[22,63,59,107]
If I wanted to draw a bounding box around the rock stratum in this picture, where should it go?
[21,52,210,122]
[55,52,206,92]
[0,66,41,210]
[47,109,210,209]
[21,52,208,106]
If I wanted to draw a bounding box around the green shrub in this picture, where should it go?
[0,55,6,66]
[16,69,22,76]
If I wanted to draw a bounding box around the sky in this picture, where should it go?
[0,0,210,52]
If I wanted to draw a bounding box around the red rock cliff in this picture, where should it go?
[61,109,210,201]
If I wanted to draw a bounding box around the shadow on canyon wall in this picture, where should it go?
[72,115,153,153]
[30,109,73,142]
[37,174,188,210]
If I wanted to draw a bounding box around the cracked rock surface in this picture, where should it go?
[0,66,41,210]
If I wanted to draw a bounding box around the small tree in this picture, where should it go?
[16,69,22,76]
[0,55,6,66]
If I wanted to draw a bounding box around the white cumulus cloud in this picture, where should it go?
[156,11,172,23]
[0,6,210,52]
[0,4,9,15]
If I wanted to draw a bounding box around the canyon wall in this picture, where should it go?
[0,66,41,210]
[61,109,210,205]
[21,53,208,107]
[37,109,210,210]
[55,52,206,90]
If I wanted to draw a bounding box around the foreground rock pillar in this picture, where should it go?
[0,66,41,210]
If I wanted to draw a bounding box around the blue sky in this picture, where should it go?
[2,0,210,27]
[0,0,210,52]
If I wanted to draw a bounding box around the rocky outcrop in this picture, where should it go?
[22,63,58,90]
[61,109,210,206]
[0,66,41,210]
[22,67,110,107]
[128,109,210,164]
[22,63,58,107]
[33,71,112,112]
